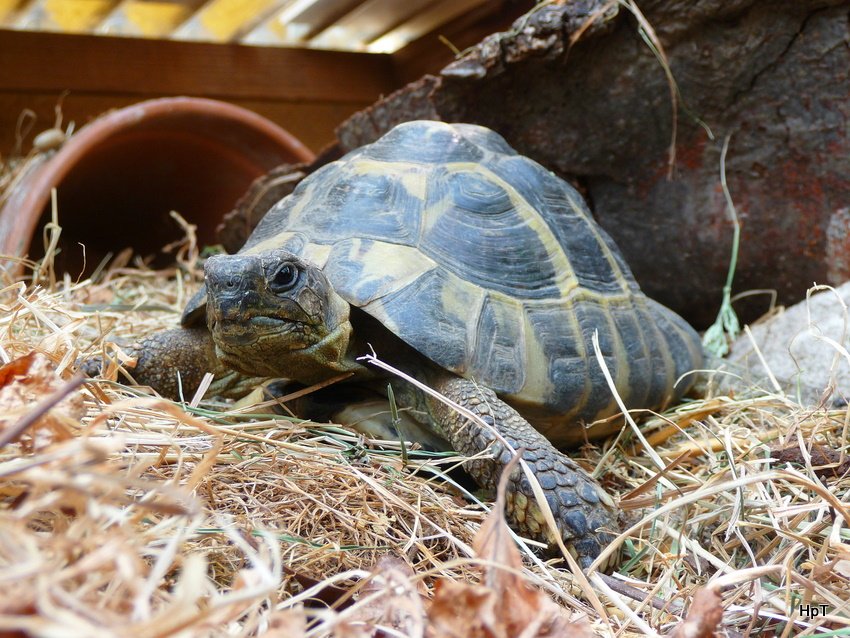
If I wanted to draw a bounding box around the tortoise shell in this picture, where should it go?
[185,121,702,444]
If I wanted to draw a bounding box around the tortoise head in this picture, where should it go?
[204,249,356,382]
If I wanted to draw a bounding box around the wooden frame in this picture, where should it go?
[0,29,397,103]
[0,1,528,155]
[0,28,397,154]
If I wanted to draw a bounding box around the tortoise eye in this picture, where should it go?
[270,263,300,293]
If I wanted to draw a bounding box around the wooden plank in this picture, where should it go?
[367,0,485,54]
[95,1,200,37]
[242,0,361,45]
[0,29,398,102]
[12,0,119,32]
[172,0,283,41]
[0,0,27,23]
[0,90,366,156]
[309,0,433,50]
[275,0,361,38]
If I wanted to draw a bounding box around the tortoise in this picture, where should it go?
[110,120,703,567]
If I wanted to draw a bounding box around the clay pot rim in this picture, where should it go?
[50,96,314,176]
[0,96,315,267]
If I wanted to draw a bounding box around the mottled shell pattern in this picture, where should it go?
[201,121,702,444]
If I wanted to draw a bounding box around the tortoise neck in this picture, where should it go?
[292,294,367,384]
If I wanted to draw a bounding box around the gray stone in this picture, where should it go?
[725,282,850,406]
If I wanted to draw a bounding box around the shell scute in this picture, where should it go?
[219,120,702,429]
[298,170,420,246]
[417,165,567,300]
[569,300,620,419]
[366,267,472,373]
[471,294,526,394]
[323,239,436,307]
[361,121,485,164]
[608,304,653,410]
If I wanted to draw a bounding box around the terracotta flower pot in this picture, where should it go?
[0,97,314,276]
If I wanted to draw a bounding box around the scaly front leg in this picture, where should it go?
[420,373,618,569]
[82,327,267,400]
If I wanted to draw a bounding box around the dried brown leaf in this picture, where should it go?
[771,441,850,478]
[335,557,425,638]
[426,580,498,638]
[669,587,723,638]
[0,352,84,447]
[0,352,37,387]
[811,557,850,583]
[473,468,523,592]
[261,606,307,637]
[427,453,592,638]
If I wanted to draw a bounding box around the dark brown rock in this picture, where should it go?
[336,0,850,328]
[217,162,308,254]
[216,143,344,252]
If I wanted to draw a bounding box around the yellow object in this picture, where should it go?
[0,0,22,24]
[175,0,283,41]
[3,0,489,52]
[15,0,117,32]
[368,0,484,53]
[99,1,191,37]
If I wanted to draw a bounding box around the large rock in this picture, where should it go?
[726,282,850,406]
[337,0,850,328]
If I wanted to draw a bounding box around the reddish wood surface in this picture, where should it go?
[0,29,398,102]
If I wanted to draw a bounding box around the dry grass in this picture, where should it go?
[0,177,848,636]
[0,248,486,635]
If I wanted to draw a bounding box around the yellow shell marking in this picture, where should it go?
[350,239,439,308]
[522,299,582,416]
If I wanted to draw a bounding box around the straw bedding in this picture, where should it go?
[0,194,847,637]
